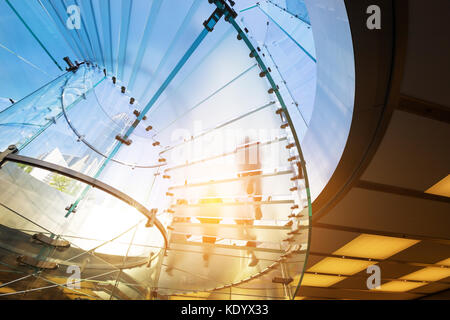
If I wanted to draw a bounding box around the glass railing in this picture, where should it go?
[146,7,313,299]
[0,153,166,300]
[0,64,106,174]
[151,81,310,299]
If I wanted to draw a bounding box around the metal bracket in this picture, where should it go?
[213,0,237,20]
[65,203,77,213]
[45,116,56,124]
[1,153,168,248]
[133,110,147,120]
[203,8,224,32]
[76,135,85,142]
[63,56,80,73]
[17,255,58,270]
[146,252,155,268]
[272,277,293,285]
[204,0,237,32]
[145,208,158,228]
[32,233,70,248]
[115,135,132,146]
[0,145,18,168]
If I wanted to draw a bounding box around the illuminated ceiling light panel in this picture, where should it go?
[301,273,346,287]
[437,258,450,266]
[333,234,420,260]
[307,257,375,276]
[378,280,426,292]
[400,267,450,282]
[425,174,450,198]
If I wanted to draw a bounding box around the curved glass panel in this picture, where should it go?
[234,0,355,201]
[0,66,95,153]
[236,1,317,141]
[151,85,310,296]
[0,0,78,101]
[0,159,165,300]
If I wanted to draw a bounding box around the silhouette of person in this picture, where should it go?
[235,136,262,267]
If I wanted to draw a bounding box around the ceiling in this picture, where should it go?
[297,0,450,300]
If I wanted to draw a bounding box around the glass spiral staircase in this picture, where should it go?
[0,0,313,300]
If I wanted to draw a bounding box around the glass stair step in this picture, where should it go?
[159,101,278,156]
[168,238,285,254]
[163,137,294,182]
[170,222,293,243]
[169,200,295,220]
[159,242,287,294]
[168,170,296,199]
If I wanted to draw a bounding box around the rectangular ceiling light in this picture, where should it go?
[378,280,426,292]
[333,234,420,260]
[300,273,346,287]
[401,267,450,282]
[307,257,374,276]
[425,174,450,197]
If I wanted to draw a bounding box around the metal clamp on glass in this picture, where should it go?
[145,208,158,228]
[272,277,293,285]
[133,110,147,120]
[203,7,224,32]
[115,135,132,146]
[0,145,18,168]
[65,204,77,214]
[63,56,83,73]
[17,255,58,270]
[211,0,237,20]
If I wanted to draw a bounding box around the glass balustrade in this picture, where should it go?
[153,97,310,299]
[0,155,166,300]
